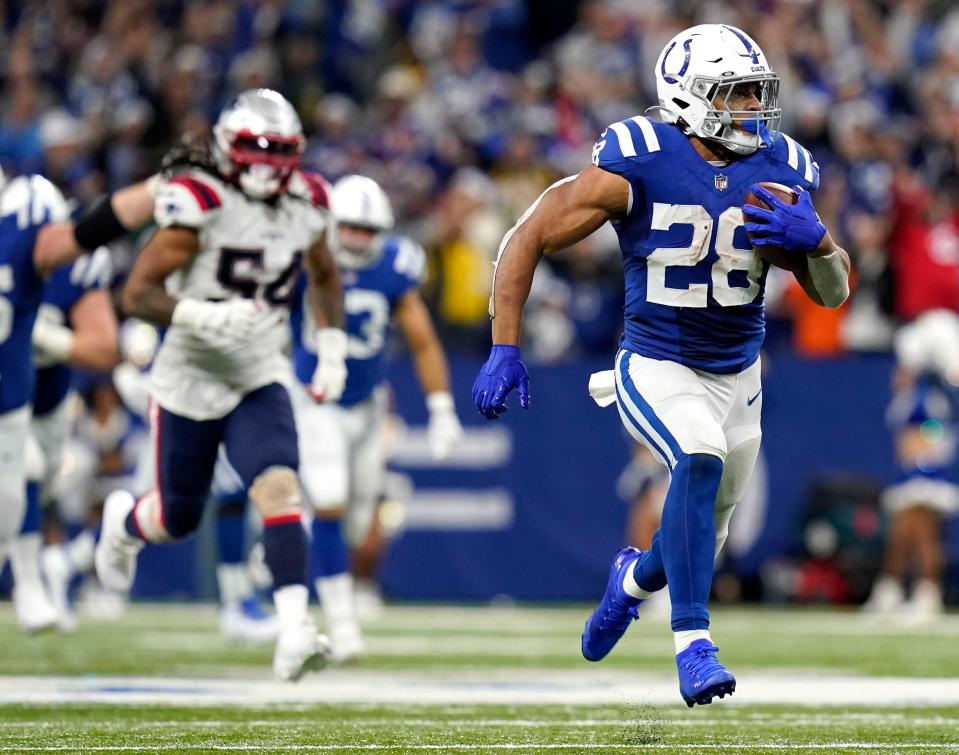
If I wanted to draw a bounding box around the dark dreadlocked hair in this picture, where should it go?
[158,134,219,178]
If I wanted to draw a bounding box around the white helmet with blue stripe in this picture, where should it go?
[330,174,395,269]
[654,24,781,155]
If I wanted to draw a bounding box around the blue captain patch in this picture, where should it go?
[592,117,819,374]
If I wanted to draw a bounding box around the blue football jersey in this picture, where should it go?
[592,117,820,373]
[33,248,113,416]
[0,175,70,414]
[291,235,426,407]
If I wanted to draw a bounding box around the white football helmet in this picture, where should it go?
[330,175,395,269]
[212,89,305,199]
[654,24,781,155]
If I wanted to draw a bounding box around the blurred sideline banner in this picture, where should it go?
[381,351,899,601]
[126,349,959,602]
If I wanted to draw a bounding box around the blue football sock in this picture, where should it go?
[632,529,667,593]
[311,518,348,579]
[215,502,246,565]
[262,515,307,590]
[659,453,724,632]
[19,483,41,535]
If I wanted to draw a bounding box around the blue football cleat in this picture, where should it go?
[676,639,736,707]
[581,546,644,661]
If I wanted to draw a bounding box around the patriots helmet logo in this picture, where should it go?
[714,174,728,191]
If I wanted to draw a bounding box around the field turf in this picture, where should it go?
[0,603,956,753]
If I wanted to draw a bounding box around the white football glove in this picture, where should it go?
[32,313,74,368]
[310,328,348,403]
[426,391,463,461]
[171,298,278,345]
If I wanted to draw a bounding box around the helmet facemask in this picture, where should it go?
[689,74,781,155]
[212,89,305,200]
[333,223,386,270]
[214,127,304,199]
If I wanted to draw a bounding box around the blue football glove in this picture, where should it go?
[742,184,826,254]
[471,344,531,420]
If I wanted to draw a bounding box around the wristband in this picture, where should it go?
[73,194,128,251]
[316,328,348,360]
[171,299,208,330]
[426,391,455,414]
[32,319,75,363]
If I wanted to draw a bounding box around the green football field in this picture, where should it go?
[1,602,957,753]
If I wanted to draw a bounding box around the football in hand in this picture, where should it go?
[744,182,808,273]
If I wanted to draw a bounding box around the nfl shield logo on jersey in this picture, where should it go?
[714,174,728,192]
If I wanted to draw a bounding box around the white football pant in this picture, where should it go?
[291,381,387,547]
[611,349,763,557]
[0,406,31,545]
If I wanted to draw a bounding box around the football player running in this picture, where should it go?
[93,89,347,681]
[289,174,462,663]
[38,157,281,643]
[0,168,99,607]
[11,247,119,633]
[472,25,850,706]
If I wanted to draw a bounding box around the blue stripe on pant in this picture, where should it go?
[614,350,684,470]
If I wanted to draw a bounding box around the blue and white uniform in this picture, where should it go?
[289,234,425,544]
[882,378,959,515]
[31,249,113,498]
[589,117,818,551]
[0,174,70,541]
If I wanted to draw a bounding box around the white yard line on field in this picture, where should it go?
[2,671,959,707]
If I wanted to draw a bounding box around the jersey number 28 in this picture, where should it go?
[646,204,762,308]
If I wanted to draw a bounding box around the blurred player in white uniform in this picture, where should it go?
[287,175,462,662]
[93,89,348,681]
[38,154,280,643]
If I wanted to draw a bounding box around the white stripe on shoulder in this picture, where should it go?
[630,116,661,153]
[781,133,800,171]
[609,122,636,158]
[798,144,814,183]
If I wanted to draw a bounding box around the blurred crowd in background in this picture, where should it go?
[3,0,959,363]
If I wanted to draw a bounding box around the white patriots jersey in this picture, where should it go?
[149,169,331,420]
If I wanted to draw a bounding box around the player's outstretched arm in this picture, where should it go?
[32,289,119,371]
[304,232,344,330]
[473,166,629,419]
[34,179,157,277]
[395,289,463,459]
[743,184,850,308]
[304,232,349,403]
[122,227,199,325]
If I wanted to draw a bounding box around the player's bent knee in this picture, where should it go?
[250,466,301,518]
[134,491,177,542]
